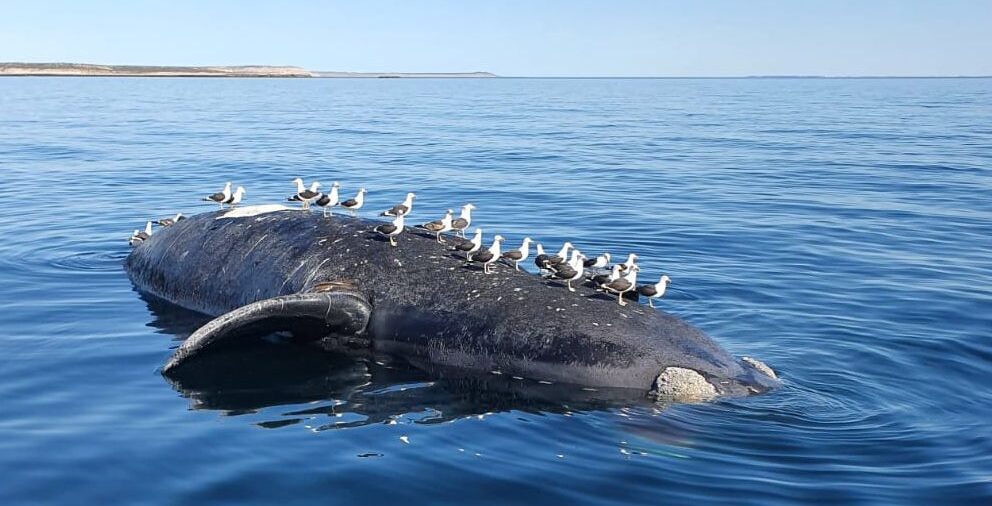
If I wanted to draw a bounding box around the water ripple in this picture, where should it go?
[0,77,990,505]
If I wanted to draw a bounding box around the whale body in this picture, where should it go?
[124,205,778,400]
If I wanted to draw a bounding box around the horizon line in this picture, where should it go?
[3,63,990,79]
[496,75,992,79]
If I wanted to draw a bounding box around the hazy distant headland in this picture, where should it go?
[0,62,313,77]
[0,62,497,78]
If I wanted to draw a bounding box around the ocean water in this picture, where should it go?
[0,76,990,505]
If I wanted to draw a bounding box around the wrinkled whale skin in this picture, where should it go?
[124,207,778,396]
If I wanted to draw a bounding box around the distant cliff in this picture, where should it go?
[0,63,499,78]
[0,63,313,77]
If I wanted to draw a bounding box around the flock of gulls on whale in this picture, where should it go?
[129,179,672,307]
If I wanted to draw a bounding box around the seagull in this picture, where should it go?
[603,265,640,306]
[340,188,367,214]
[314,182,341,217]
[454,228,483,260]
[538,242,573,271]
[156,213,185,227]
[382,192,416,217]
[533,243,549,272]
[203,182,232,208]
[618,253,639,272]
[373,213,405,247]
[501,237,533,271]
[224,186,246,207]
[137,221,153,240]
[592,264,623,289]
[289,179,321,210]
[550,250,587,292]
[565,253,588,292]
[128,229,143,247]
[422,209,454,243]
[450,204,476,238]
[129,221,153,246]
[471,235,505,274]
[637,275,672,308]
[584,252,611,269]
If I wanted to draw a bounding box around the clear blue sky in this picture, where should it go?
[2,0,990,76]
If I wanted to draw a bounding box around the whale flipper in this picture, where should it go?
[162,291,371,374]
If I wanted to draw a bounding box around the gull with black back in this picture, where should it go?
[422,209,454,243]
[202,182,232,208]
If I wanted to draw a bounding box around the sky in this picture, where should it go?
[1,0,990,76]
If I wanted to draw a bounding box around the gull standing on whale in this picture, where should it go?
[340,188,367,214]
[382,192,416,217]
[501,237,533,271]
[603,265,640,306]
[129,221,153,246]
[450,204,475,238]
[224,186,246,208]
[156,213,185,227]
[618,253,639,272]
[374,213,405,247]
[422,209,454,243]
[471,235,505,274]
[128,222,153,246]
[532,243,549,273]
[203,182,232,208]
[289,179,321,210]
[314,182,341,217]
[592,264,622,289]
[584,252,611,269]
[550,250,586,292]
[454,228,483,260]
[538,242,573,272]
[637,275,672,308]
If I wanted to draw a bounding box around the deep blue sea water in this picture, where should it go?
[0,77,990,505]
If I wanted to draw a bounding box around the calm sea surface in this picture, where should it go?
[0,77,990,505]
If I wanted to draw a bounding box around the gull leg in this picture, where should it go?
[567,280,575,292]
[390,236,397,247]
[617,293,627,306]
[648,299,654,308]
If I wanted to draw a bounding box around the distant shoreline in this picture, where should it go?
[0,62,498,78]
[0,63,312,77]
[1,63,986,79]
